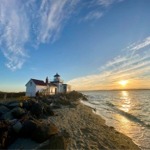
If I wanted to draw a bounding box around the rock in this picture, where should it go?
[19,120,37,138]
[41,102,54,116]
[11,107,25,119]
[5,101,17,106]
[7,127,18,146]
[0,103,4,106]
[22,99,37,110]
[0,105,10,116]
[2,107,26,121]
[50,102,61,109]
[9,119,18,125]
[22,101,30,110]
[8,102,22,109]
[0,121,9,149]
[31,122,58,143]
[8,138,39,149]
[2,111,14,120]
[44,106,55,116]
[12,121,22,133]
[35,135,68,150]
[30,103,43,118]
[42,98,52,105]
[28,99,37,106]
[38,100,48,108]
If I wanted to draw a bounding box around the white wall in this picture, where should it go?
[55,83,71,93]
[26,80,36,97]
[44,86,56,95]
[50,86,56,94]
[57,83,64,93]
[26,79,71,96]
[36,85,47,93]
[26,80,46,97]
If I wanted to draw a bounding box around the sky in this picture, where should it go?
[0,0,150,92]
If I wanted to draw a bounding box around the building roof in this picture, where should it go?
[51,80,63,84]
[54,73,60,77]
[48,83,57,87]
[31,79,46,86]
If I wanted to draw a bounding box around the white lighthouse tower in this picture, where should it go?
[54,73,62,82]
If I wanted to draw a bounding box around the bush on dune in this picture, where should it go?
[65,91,87,101]
[50,91,87,106]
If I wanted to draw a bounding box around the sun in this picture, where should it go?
[119,80,128,86]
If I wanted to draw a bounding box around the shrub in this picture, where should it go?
[17,96,29,101]
[53,91,87,105]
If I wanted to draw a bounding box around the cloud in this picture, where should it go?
[0,0,29,71]
[92,0,124,7]
[37,0,78,43]
[0,0,78,71]
[80,0,124,22]
[84,11,103,21]
[129,36,150,51]
[0,0,125,71]
[68,37,150,90]
[103,56,127,68]
[96,0,115,7]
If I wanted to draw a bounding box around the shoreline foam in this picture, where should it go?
[49,101,140,150]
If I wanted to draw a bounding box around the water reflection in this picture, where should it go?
[112,92,136,144]
[120,91,131,112]
[122,91,129,97]
[82,90,150,149]
[115,113,131,132]
[113,91,139,143]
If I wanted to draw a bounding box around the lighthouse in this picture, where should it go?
[53,73,63,83]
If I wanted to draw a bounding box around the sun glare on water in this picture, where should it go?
[119,80,128,86]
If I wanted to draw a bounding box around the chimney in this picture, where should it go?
[45,77,49,84]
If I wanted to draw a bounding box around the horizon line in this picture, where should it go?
[0,88,150,93]
[79,88,150,92]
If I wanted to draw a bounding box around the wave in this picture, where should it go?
[106,101,115,107]
[89,101,100,105]
[106,102,150,128]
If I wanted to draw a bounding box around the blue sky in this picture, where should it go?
[0,0,150,91]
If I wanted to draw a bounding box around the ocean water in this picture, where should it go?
[81,90,150,150]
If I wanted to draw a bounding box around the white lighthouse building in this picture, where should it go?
[25,73,71,97]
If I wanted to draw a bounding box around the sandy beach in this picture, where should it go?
[6,92,140,150]
[48,101,140,150]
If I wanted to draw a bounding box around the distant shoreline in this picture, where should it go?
[1,88,150,93]
[79,88,150,92]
